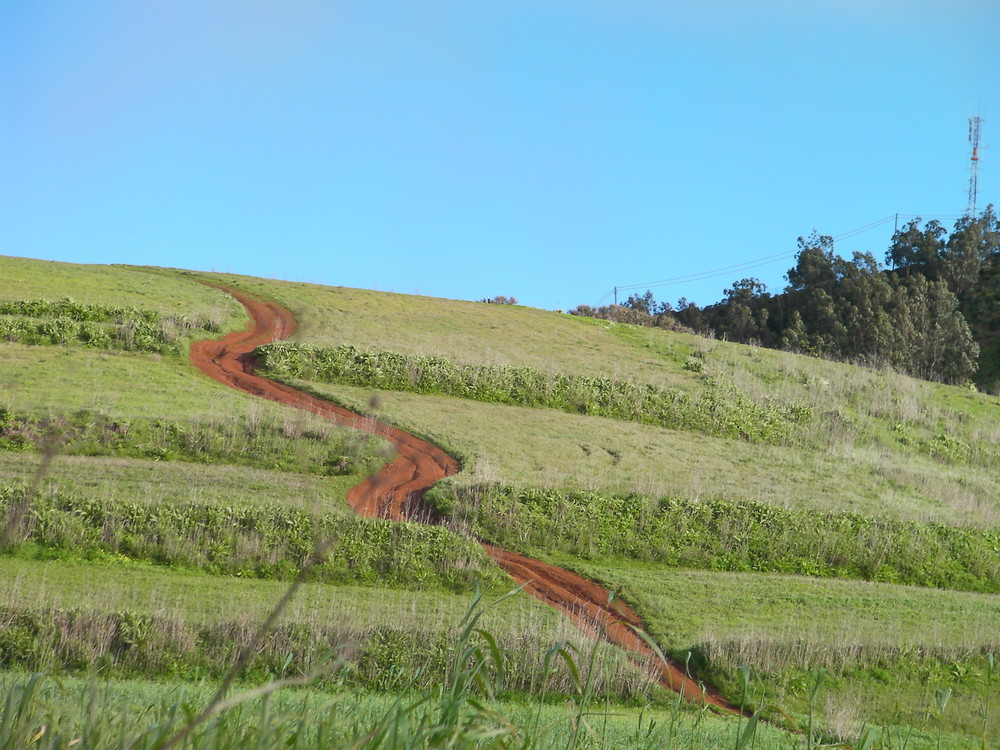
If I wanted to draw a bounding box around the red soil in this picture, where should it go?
[190,286,735,712]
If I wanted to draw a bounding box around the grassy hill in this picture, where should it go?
[1,256,998,747]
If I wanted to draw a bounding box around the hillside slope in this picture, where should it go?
[1,256,998,745]
[196,268,1000,738]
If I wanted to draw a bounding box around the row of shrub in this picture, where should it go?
[427,483,1000,593]
[0,296,227,330]
[255,343,811,443]
[0,408,385,477]
[0,297,162,324]
[0,297,225,354]
[0,483,503,592]
[0,315,178,352]
[0,603,648,699]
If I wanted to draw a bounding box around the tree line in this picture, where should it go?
[570,206,1000,387]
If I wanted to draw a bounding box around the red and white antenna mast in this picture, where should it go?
[967,115,983,216]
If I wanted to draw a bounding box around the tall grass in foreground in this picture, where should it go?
[0,592,988,749]
[0,600,651,700]
[696,634,999,741]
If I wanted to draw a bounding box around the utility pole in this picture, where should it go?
[968,116,983,217]
[613,286,617,305]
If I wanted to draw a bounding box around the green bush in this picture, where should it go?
[0,296,223,354]
[0,600,649,704]
[0,409,383,476]
[256,342,811,443]
[431,482,1000,593]
[1,482,504,592]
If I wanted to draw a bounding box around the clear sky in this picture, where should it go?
[3,1,998,311]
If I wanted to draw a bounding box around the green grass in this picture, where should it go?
[0,344,293,420]
[0,297,232,355]
[0,558,523,627]
[228,269,1000,471]
[0,256,246,331]
[0,454,359,514]
[181,269,1000,529]
[436,484,1000,593]
[708,342,1000,467]
[0,346,393,500]
[3,257,1000,745]
[0,564,651,699]
[257,343,806,443]
[563,563,1000,657]
[189,270,703,388]
[282,381,1000,527]
[552,559,1000,740]
[82,266,1000,529]
[21,259,996,485]
[200,269,1000,469]
[0,670,839,750]
[0,407,386,479]
[0,662,985,749]
[0,393,390,528]
[1,483,505,591]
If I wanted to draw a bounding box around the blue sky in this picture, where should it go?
[3,1,998,311]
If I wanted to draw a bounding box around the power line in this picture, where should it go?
[896,213,965,220]
[594,212,963,307]
[593,288,615,306]
[612,215,893,296]
[614,249,798,294]
[829,214,896,242]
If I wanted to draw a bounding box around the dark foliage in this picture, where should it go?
[575,208,1000,385]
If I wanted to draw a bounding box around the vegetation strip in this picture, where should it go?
[0,297,225,354]
[0,603,647,698]
[0,647,813,748]
[255,341,810,443]
[429,483,1000,593]
[0,407,384,476]
[0,482,501,590]
[191,285,739,712]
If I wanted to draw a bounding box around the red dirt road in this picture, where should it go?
[190,286,735,711]
[189,288,456,519]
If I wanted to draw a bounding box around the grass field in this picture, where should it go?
[11,670,936,750]
[3,256,1000,747]
[0,558,534,628]
[0,453,360,513]
[205,270,1000,743]
[193,271,1000,525]
[0,256,246,329]
[282,381,1000,527]
[198,270,1000,465]
[557,560,1000,740]
[1,343,302,420]
[0,560,647,697]
[185,270,703,388]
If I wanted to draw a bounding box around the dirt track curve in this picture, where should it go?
[190,286,735,711]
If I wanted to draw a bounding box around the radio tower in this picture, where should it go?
[967,115,983,216]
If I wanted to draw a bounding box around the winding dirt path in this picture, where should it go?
[190,286,735,711]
